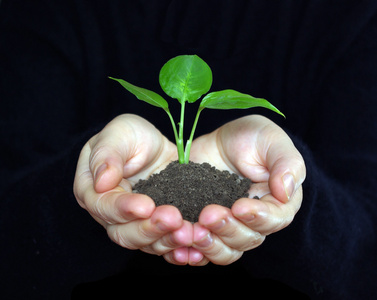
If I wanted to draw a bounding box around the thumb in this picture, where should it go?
[267,138,306,203]
[89,139,125,194]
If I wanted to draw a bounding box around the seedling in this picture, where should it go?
[109,55,284,164]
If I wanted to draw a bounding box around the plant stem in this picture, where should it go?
[164,108,179,146]
[177,99,186,163]
[184,107,204,164]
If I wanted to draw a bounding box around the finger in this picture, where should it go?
[198,205,265,251]
[74,143,155,225]
[92,190,156,226]
[188,248,208,266]
[88,132,127,194]
[88,114,177,192]
[74,130,125,199]
[74,142,94,209]
[142,220,193,255]
[266,136,306,203]
[163,247,209,266]
[77,162,155,225]
[163,247,190,265]
[216,115,306,203]
[232,186,303,235]
[192,223,243,266]
[106,205,183,250]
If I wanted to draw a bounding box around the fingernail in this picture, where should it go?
[208,218,226,231]
[195,233,213,248]
[189,249,204,265]
[95,163,107,184]
[282,173,295,200]
[239,213,256,223]
[156,221,170,232]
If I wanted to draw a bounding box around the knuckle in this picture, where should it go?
[148,244,168,256]
[213,249,243,266]
[73,170,92,202]
[109,220,157,251]
[140,246,158,255]
[268,214,294,234]
[138,221,157,242]
[239,232,265,251]
[92,194,114,224]
[202,237,241,266]
[250,233,265,249]
[150,234,177,255]
[295,155,306,177]
[89,145,108,170]
[108,225,137,250]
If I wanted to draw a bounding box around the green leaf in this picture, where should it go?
[159,55,212,103]
[109,77,168,109]
[200,89,285,117]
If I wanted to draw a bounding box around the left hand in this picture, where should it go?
[174,115,306,266]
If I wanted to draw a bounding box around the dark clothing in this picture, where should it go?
[1,1,376,298]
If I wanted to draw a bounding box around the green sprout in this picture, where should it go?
[109,55,284,164]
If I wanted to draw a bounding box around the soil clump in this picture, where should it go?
[133,161,252,222]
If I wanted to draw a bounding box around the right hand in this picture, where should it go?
[73,114,199,264]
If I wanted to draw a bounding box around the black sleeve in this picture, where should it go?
[0,1,133,298]
[241,4,377,298]
[0,0,83,188]
[1,1,377,299]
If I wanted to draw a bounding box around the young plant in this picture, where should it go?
[109,55,284,164]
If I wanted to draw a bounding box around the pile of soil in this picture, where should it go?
[133,161,252,222]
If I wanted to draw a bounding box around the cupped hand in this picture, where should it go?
[74,114,305,267]
[73,114,194,264]
[188,115,306,265]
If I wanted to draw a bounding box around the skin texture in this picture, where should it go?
[74,114,306,266]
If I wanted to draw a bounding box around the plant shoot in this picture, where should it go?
[109,55,284,164]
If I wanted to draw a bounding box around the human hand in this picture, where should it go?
[74,114,305,267]
[73,114,196,263]
[188,115,306,265]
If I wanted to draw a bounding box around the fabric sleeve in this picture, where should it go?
[242,10,377,298]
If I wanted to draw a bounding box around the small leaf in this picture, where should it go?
[159,55,212,103]
[200,89,285,117]
[109,77,168,109]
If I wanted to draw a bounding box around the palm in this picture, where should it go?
[182,115,305,265]
[190,116,270,194]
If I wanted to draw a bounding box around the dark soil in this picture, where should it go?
[133,161,252,222]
